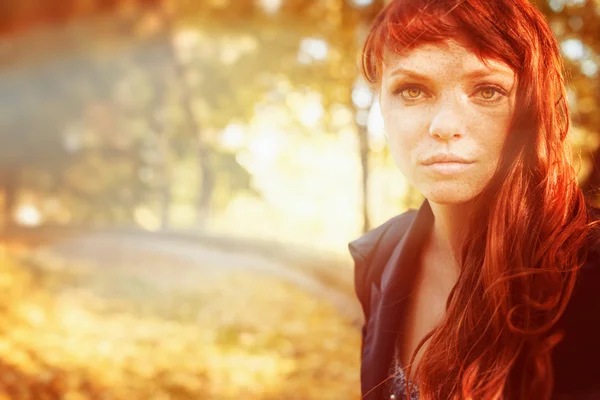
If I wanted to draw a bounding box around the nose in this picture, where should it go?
[428,97,466,141]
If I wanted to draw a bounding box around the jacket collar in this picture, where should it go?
[381,198,434,297]
[361,198,434,399]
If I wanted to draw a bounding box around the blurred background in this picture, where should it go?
[0,0,598,399]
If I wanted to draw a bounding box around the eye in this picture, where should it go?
[395,85,427,101]
[480,87,496,99]
[474,85,507,102]
[404,87,422,98]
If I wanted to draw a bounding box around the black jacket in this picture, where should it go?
[349,199,600,399]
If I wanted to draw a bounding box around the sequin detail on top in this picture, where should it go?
[385,349,420,400]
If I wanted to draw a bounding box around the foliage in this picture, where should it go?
[0,245,361,399]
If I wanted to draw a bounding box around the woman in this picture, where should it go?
[348,0,600,399]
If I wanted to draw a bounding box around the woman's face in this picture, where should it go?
[379,39,517,205]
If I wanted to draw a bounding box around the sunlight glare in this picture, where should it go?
[368,99,387,152]
[549,0,565,12]
[350,0,374,7]
[286,91,324,128]
[352,79,373,109]
[582,58,598,77]
[14,204,42,227]
[298,100,324,128]
[248,129,283,165]
[258,0,283,14]
[220,123,247,150]
[561,39,585,60]
[297,38,329,64]
[330,105,354,129]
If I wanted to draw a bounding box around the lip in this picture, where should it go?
[421,152,473,165]
[425,162,475,175]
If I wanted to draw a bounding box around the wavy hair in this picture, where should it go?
[361,0,600,398]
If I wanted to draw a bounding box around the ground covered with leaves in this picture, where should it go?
[0,242,361,399]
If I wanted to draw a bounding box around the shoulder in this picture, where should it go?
[570,235,600,307]
[348,209,417,316]
[348,209,417,267]
[554,204,600,332]
[552,237,600,395]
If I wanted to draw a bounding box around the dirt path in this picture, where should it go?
[28,231,361,324]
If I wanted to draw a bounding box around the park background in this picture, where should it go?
[0,0,599,399]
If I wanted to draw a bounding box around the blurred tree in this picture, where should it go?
[173,0,385,231]
[0,1,260,227]
[0,64,74,228]
[1,0,598,230]
[531,0,600,202]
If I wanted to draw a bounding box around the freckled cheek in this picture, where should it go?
[474,115,511,161]
[383,113,424,174]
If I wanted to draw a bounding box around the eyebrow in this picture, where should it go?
[388,66,514,82]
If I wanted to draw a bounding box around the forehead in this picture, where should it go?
[382,39,515,79]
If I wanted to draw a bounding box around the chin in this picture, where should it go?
[418,182,481,205]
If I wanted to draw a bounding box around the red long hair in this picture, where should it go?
[361,0,600,398]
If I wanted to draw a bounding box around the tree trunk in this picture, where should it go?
[196,148,214,223]
[159,4,213,227]
[0,168,19,232]
[357,123,371,233]
[149,62,172,230]
[156,129,171,230]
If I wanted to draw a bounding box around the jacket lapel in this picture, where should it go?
[361,199,434,399]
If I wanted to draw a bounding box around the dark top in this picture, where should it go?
[349,199,600,400]
[385,346,419,400]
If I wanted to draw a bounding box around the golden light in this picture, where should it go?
[14,204,43,227]
[258,0,283,14]
[219,123,247,151]
[286,91,324,128]
[134,206,162,231]
[367,99,387,153]
[297,37,329,64]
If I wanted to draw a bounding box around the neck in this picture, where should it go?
[425,199,476,277]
